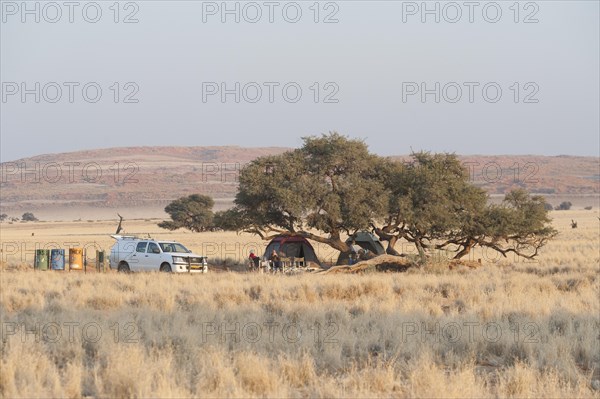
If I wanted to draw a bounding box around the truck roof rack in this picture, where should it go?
[110,234,152,240]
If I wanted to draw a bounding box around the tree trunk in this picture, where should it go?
[327,238,351,253]
[386,235,401,256]
[373,225,402,256]
[295,231,348,252]
[453,239,475,259]
[415,240,427,265]
[327,237,354,266]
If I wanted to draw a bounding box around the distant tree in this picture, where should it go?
[0,214,8,221]
[555,201,572,211]
[584,206,593,210]
[543,202,554,211]
[158,194,214,232]
[21,212,38,222]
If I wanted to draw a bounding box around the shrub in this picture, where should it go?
[555,201,572,211]
[21,212,38,222]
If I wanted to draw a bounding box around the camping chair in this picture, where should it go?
[258,258,268,274]
[280,257,291,273]
[268,259,283,273]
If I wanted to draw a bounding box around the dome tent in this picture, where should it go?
[263,235,321,267]
[351,231,385,254]
[337,231,386,265]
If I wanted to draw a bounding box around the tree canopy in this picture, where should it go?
[373,152,490,261]
[224,134,388,253]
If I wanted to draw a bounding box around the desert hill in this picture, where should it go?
[1,147,598,219]
[0,146,288,217]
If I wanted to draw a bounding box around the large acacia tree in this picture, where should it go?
[372,152,490,261]
[227,133,388,254]
[215,133,557,263]
[373,153,557,262]
[451,189,557,260]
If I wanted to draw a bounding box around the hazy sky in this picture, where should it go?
[1,1,599,161]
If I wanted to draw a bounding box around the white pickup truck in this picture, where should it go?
[109,235,208,273]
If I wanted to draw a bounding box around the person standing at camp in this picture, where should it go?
[269,249,281,272]
[248,250,260,271]
[349,240,361,265]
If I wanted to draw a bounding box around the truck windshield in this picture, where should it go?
[158,242,189,253]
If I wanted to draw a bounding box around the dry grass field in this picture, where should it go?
[0,209,599,397]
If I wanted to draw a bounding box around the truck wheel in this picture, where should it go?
[160,263,172,272]
[117,262,130,273]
